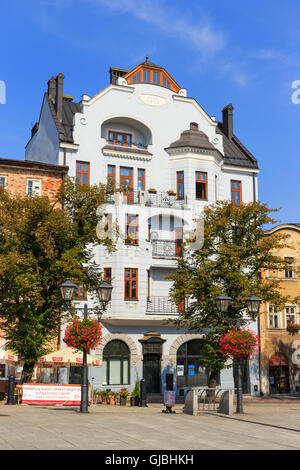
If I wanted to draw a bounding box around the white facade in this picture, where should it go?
[26,63,260,396]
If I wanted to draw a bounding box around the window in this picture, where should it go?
[163,76,170,88]
[176,339,220,388]
[124,268,138,300]
[137,169,145,191]
[125,214,139,245]
[108,131,132,147]
[27,179,41,196]
[153,72,160,85]
[107,165,116,190]
[284,257,295,279]
[143,70,150,83]
[268,305,280,328]
[132,72,141,82]
[74,284,87,300]
[104,268,112,283]
[76,162,90,186]
[0,176,7,189]
[195,172,208,200]
[120,167,133,202]
[177,171,184,200]
[285,306,297,326]
[102,340,130,386]
[231,180,242,205]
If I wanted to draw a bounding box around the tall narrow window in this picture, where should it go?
[163,76,170,88]
[137,169,145,191]
[231,180,242,205]
[143,70,150,83]
[195,172,208,200]
[104,268,112,283]
[132,72,141,82]
[147,270,151,300]
[153,72,161,85]
[285,306,297,326]
[107,165,116,191]
[120,167,133,202]
[177,171,184,200]
[0,176,7,189]
[76,162,90,186]
[125,214,139,245]
[268,305,280,328]
[284,257,295,279]
[124,268,138,300]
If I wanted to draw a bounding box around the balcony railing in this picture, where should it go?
[147,296,185,313]
[145,191,186,208]
[152,240,182,258]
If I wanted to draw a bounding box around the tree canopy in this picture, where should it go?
[0,178,114,381]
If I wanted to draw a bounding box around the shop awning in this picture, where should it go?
[37,347,101,367]
[0,349,19,363]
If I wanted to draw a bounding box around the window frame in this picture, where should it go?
[108,130,132,147]
[102,340,130,386]
[125,214,139,246]
[195,171,208,200]
[124,268,138,300]
[176,171,184,200]
[104,267,112,283]
[0,175,7,190]
[268,305,281,329]
[73,284,87,301]
[137,168,145,191]
[285,306,298,327]
[107,165,116,189]
[231,180,242,205]
[76,161,90,186]
[27,178,42,196]
[284,257,295,279]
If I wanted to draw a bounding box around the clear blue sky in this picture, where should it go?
[1,0,300,223]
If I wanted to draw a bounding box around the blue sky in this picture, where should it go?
[0,0,300,223]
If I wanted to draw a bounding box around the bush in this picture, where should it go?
[131,381,140,397]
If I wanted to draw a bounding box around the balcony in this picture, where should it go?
[152,240,182,258]
[144,191,186,208]
[147,296,185,314]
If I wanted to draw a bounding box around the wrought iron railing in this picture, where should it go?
[145,191,186,208]
[152,240,183,258]
[146,296,181,313]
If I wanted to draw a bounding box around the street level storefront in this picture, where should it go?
[260,224,300,395]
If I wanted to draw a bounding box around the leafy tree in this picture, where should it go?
[0,178,115,382]
[168,201,292,388]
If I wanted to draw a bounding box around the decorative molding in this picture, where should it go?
[138,94,167,107]
[168,333,205,358]
[95,332,139,366]
[102,146,152,161]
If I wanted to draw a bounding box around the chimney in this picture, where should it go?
[47,76,56,103]
[55,72,64,123]
[222,104,234,139]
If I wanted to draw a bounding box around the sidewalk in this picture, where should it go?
[0,400,300,450]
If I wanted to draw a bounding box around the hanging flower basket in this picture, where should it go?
[63,318,102,352]
[286,323,300,336]
[219,329,260,359]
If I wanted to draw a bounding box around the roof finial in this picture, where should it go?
[145,55,149,63]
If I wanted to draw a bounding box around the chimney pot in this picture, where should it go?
[47,76,56,103]
[55,73,65,123]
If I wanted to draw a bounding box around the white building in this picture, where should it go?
[25,59,260,397]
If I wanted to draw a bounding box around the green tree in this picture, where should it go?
[168,201,292,388]
[0,178,115,382]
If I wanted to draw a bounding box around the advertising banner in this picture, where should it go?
[22,384,81,405]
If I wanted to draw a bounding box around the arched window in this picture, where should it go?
[176,339,220,387]
[102,340,130,386]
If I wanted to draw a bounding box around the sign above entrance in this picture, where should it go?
[269,353,289,367]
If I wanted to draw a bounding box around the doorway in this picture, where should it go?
[143,354,161,393]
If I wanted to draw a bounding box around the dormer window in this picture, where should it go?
[125,63,180,92]
[108,131,132,147]
[153,72,160,84]
[132,72,141,82]
[143,70,151,83]
[163,76,170,88]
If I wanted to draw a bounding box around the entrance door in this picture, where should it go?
[269,366,290,394]
[143,354,161,393]
[120,167,133,203]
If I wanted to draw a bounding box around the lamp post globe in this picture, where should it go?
[214,293,232,314]
[59,280,77,303]
[96,281,113,307]
[245,294,262,318]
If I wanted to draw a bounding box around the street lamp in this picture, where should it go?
[214,293,261,414]
[59,280,113,413]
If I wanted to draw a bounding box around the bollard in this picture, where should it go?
[139,379,147,407]
[6,375,16,405]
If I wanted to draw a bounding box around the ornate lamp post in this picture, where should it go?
[214,293,262,414]
[59,280,113,413]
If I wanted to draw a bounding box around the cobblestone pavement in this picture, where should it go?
[0,401,300,450]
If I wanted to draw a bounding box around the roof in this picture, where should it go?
[166,128,216,152]
[217,123,258,169]
[0,157,68,173]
